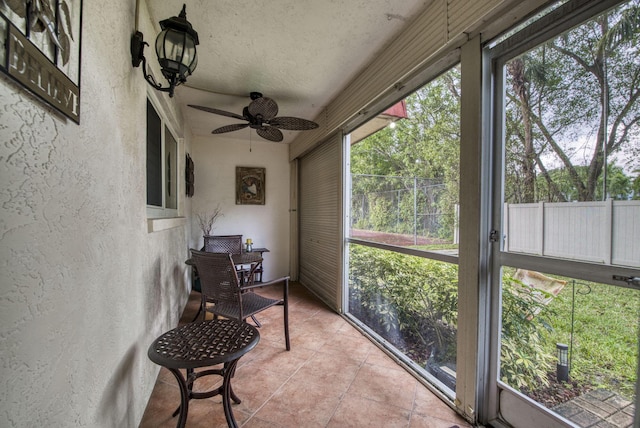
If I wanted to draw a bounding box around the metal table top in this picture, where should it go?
[148,318,260,370]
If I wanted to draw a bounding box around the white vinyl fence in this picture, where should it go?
[504,200,640,268]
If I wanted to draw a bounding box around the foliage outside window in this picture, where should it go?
[347,66,462,392]
[495,0,640,411]
[349,245,562,393]
[349,66,461,249]
[348,245,458,389]
[503,1,640,204]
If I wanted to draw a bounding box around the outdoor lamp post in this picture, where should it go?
[556,343,569,382]
[131,4,199,97]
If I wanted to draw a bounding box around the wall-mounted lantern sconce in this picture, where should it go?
[130,4,199,97]
[556,343,569,382]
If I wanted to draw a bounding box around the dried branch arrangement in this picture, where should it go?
[196,205,224,236]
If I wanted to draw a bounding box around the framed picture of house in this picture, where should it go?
[236,166,265,205]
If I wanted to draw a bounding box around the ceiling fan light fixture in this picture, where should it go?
[131,4,199,97]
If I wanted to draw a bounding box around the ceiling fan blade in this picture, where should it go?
[212,123,249,134]
[248,97,278,120]
[256,126,283,142]
[269,116,319,131]
[188,104,246,121]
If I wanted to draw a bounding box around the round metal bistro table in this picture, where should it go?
[147,319,260,428]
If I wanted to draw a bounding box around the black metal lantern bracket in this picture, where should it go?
[130,4,199,97]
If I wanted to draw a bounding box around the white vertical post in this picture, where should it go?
[538,201,545,256]
[503,203,509,252]
[604,198,613,264]
[457,35,482,423]
[454,203,460,245]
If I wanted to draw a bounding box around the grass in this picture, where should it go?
[542,279,639,399]
[424,260,638,400]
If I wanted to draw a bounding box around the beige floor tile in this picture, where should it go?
[242,415,287,427]
[409,411,472,428]
[321,331,377,362]
[139,381,182,428]
[245,340,314,375]
[413,385,467,424]
[365,346,407,370]
[230,365,293,414]
[251,377,342,427]
[327,394,411,428]
[289,350,361,394]
[140,283,469,428]
[347,363,418,410]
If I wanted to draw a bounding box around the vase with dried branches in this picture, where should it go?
[196,205,224,236]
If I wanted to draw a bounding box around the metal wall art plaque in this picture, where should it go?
[236,166,265,205]
[0,0,83,123]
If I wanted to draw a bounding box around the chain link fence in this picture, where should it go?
[350,174,457,245]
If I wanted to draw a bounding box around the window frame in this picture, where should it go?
[342,62,463,407]
[146,94,182,220]
[483,0,637,426]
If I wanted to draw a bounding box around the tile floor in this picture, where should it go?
[139,282,472,428]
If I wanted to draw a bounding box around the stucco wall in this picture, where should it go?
[0,2,190,426]
[190,135,291,281]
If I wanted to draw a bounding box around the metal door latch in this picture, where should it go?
[489,229,500,243]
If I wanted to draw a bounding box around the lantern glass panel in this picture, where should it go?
[155,29,197,77]
[182,42,196,74]
[557,344,568,366]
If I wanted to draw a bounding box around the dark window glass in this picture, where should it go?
[146,100,162,206]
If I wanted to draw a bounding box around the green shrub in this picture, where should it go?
[500,275,555,389]
[349,245,457,365]
[349,244,556,391]
[369,197,394,232]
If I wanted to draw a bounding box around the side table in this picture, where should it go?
[147,319,260,428]
[246,247,269,282]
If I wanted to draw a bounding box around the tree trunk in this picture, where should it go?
[507,58,537,203]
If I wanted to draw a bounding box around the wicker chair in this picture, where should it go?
[190,235,252,321]
[190,249,290,351]
[204,235,244,254]
[203,234,264,283]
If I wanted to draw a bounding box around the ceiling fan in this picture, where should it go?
[188,92,319,142]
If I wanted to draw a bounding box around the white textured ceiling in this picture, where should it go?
[146,0,428,144]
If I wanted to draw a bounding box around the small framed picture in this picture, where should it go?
[236,166,265,205]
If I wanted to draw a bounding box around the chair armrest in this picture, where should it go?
[241,276,290,292]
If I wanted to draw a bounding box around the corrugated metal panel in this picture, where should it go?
[298,133,342,311]
[289,160,299,280]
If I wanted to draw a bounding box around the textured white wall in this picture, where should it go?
[190,135,291,281]
[0,2,191,427]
